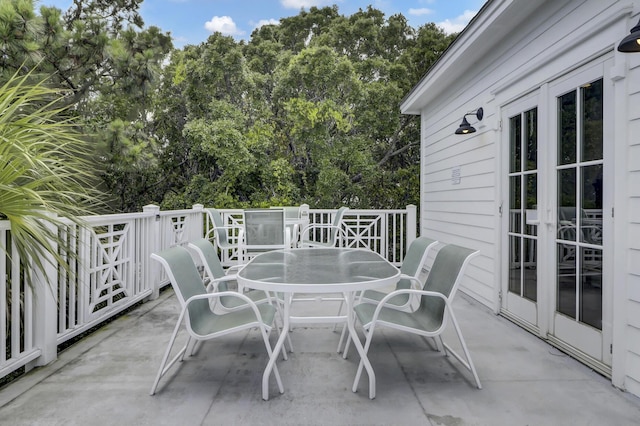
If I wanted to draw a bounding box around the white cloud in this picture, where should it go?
[280,0,335,9]
[436,9,477,34]
[204,16,245,36]
[254,18,280,30]
[408,8,434,17]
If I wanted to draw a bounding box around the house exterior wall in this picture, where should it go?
[405,0,640,397]
[626,50,640,396]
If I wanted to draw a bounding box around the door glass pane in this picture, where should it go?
[581,165,603,244]
[523,237,537,301]
[525,108,537,171]
[509,176,521,233]
[580,247,602,330]
[525,174,537,236]
[509,236,521,295]
[510,115,522,173]
[558,168,576,233]
[557,243,576,319]
[558,91,577,165]
[581,79,603,162]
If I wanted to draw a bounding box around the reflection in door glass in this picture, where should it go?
[523,237,537,301]
[509,236,521,294]
[557,243,576,318]
[558,91,577,165]
[582,79,603,162]
[525,108,537,171]
[581,165,603,244]
[580,247,602,329]
[555,79,603,330]
[509,176,521,234]
[508,108,538,303]
[510,115,521,173]
[525,174,537,237]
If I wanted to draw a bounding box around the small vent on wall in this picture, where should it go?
[451,166,461,185]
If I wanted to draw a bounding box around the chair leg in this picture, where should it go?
[188,338,204,357]
[444,311,482,389]
[150,315,188,395]
[184,336,194,358]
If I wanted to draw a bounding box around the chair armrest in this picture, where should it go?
[357,273,418,303]
[226,265,242,274]
[184,291,264,321]
[299,224,346,242]
[206,274,237,292]
[205,224,244,239]
[367,288,449,326]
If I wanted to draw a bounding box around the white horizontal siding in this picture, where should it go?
[623,17,640,396]
[421,124,496,308]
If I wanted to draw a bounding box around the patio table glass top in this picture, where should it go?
[237,247,400,292]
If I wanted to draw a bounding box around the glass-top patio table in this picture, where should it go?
[237,247,401,400]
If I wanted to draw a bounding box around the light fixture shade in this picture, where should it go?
[455,117,476,134]
[618,18,640,52]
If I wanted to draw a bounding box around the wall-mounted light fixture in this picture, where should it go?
[618,18,640,52]
[455,107,483,135]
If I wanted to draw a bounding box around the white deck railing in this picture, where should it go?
[0,204,416,381]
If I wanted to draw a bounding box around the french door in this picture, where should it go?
[501,59,612,373]
[548,61,612,371]
[501,95,540,330]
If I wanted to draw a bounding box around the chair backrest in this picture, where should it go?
[188,238,230,291]
[244,208,287,248]
[206,208,229,244]
[329,206,349,244]
[418,244,479,321]
[151,246,211,323]
[396,236,438,290]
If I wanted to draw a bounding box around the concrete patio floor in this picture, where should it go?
[1,289,640,426]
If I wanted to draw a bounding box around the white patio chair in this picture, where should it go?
[299,206,348,248]
[187,237,293,357]
[205,208,244,264]
[149,245,283,396]
[352,243,481,395]
[241,208,290,263]
[339,236,439,355]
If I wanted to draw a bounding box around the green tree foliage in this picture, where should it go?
[2,2,456,212]
[153,6,455,210]
[1,0,172,211]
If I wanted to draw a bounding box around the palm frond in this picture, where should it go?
[0,67,106,288]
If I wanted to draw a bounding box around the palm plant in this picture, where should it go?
[0,69,103,287]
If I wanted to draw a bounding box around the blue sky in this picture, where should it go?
[40,0,485,48]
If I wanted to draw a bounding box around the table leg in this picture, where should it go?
[345,292,376,399]
[262,292,290,400]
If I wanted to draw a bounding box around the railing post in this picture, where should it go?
[406,204,417,247]
[144,204,161,300]
[192,204,204,241]
[30,213,59,368]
